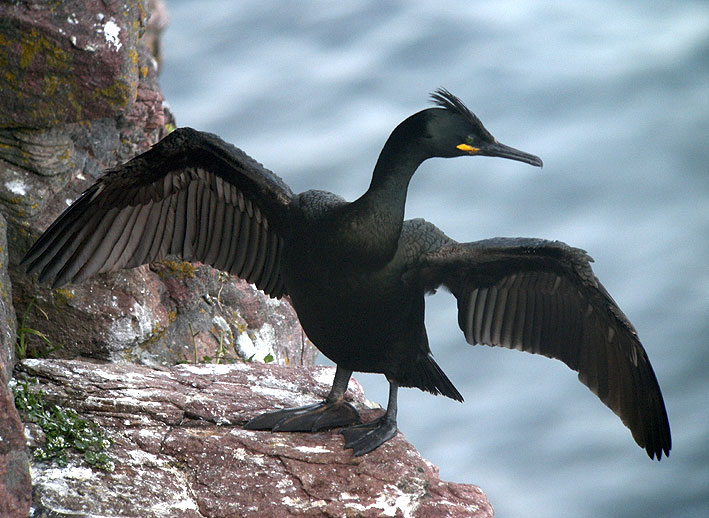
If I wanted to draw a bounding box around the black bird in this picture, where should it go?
[22,89,671,459]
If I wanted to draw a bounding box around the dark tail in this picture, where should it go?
[401,353,464,402]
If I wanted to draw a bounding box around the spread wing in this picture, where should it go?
[22,127,294,297]
[416,236,671,459]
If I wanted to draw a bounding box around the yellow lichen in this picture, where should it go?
[43,75,60,97]
[128,48,139,65]
[19,34,39,69]
[141,321,167,347]
[20,29,70,70]
[157,260,196,279]
[52,288,74,306]
[94,80,133,106]
[234,322,247,334]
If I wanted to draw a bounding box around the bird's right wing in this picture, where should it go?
[22,127,294,297]
[415,237,671,460]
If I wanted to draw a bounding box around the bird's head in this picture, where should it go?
[422,88,543,167]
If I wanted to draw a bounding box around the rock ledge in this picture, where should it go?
[16,359,492,518]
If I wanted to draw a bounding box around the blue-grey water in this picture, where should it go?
[160,1,708,516]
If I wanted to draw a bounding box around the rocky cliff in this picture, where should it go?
[0,1,493,516]
[15,359,492,517]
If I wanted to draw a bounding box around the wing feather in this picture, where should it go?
[213,197,235,271]
[55,206,123,285]
[108,204,144,269]
[416,236,671,459]
[241,207,262,280]
[204,192,226,265]
[250,220,270,286]
[229,206,251,275]
[75,206,136,282]
[22,128,293,298]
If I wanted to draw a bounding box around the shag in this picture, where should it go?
[22,89,671,459]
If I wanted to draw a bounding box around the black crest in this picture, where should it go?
[430,88,494,140]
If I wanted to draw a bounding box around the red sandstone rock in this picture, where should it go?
[0,370,31,518]
[17,359,493,518]
[1,0,313,369]
[0,214,30,518]
[0,0,149,127]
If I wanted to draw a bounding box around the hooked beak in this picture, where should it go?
[457,141,543,167]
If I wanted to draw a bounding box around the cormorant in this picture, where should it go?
[22,89,671,459]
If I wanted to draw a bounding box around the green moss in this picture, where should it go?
[13,378,115,471]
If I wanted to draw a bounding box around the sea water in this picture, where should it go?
[161,1,709,516]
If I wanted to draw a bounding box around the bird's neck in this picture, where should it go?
[366,113,429,200]
[362,146,423,213]
[343,126,429,263]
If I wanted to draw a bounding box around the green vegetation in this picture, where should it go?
[15,297,61,360]
[13,378,114,472]
[187,323,275,364]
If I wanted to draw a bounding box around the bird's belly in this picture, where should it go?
[283,265,414,372]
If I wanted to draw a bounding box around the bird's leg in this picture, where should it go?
[243,366,362,432]
[341,379,399,456]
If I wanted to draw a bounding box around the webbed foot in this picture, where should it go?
[340,415,398,456]
[244,400,362,432]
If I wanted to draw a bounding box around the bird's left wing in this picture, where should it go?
[22,127,294,297]
[415,237,671,459]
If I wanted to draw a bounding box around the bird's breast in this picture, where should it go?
[281,244,414,361]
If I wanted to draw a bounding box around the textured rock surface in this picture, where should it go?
[1,0,314,367]
[0,0,148,127]
[12,261,314,367]
[0,213,16,383]
[1,0,169,283]
[17,359,493,518]
[143,0,170,67]
[0,213,31,518]
[0,382,31,518]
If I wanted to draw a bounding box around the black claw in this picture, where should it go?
[244,400,361,433]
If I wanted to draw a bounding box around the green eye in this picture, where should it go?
[465,135,475,145]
